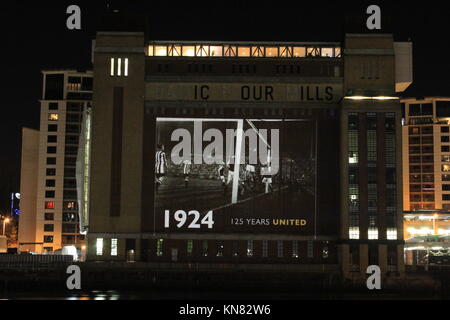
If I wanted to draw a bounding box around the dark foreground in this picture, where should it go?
[1,263,449,300]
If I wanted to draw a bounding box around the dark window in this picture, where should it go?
[443,175,450,182]
[443,194,450,201]
[45,74,64,100]
[46,168,56,176]
[49,102,58,110]
[65,146,78,155]
[443,146,450,153]
[44,224,54,232]
[442,127,450,133]
[67,102,82,112]
[46,157,56,165]
[62,224,77,233]
[64,168,76,178]
[63,190,77,199]
[442,136,450,143]
[386,168,396,184]
[232,241,239,257]
[47,146,57,154]
[65,135,79,145]
[366,113,377,130]
[43,236,54,243]
[47,135,57,143]
[45,190,55,198]
[64,157,77,166]
[409,104,421,116]
[68,76,81,84]
[48,124,58,132]
[44,212,54,220]
[422,103,433,115]
[443,185,450,191]
[66,114,81,123]
[46,179,56,187]
[348,113,358,130]
[66,124,80,134]
[81,77,93,91]
[349,167,358,184]
[437,101,450,117]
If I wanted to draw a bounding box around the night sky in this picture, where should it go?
[1,0,450,211]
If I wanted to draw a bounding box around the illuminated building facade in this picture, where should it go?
[401,97,450,265]
[18,70,92,256]
[85,31,412,279]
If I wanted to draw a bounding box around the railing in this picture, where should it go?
[0,254,73,270]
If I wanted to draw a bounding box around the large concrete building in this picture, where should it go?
[18,70,92,255]
[85,30,412,279]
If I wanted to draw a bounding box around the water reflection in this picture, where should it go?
[65,290,121,300]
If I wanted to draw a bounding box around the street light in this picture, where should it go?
[2,218,10,236]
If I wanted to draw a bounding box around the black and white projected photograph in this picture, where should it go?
[154,118,316,234]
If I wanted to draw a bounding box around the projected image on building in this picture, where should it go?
[153,118,316,234]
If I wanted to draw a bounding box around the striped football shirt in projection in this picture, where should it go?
[155,150,167,174]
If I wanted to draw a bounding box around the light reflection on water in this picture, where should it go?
[65,290,121,300]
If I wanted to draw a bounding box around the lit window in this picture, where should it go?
[279,47,293,57]
[349,152,358,164]
[247,240,254,257]
[182,46,195,57]
[148,45,154,56]
[223,45,237,57]
[209,46,223,57]
[168,45,181,56]
[349,227,360,239]
[307,47,320,57]
[196,45,209,57]
[96,238,103,256]
[156,239,163,256]
[251,46,264,57]
[111,238,118,256]
[387,228,397,240]
[45,201,55,209]
[368,228,379,240]
[443,165,450,172]
[155,46,167,56]
[293,47,306,57]
[237,46,250,57]
[321,48,334,57]
[117,58,122,76]
[334,47,341,57]
[110,58,114,76]
[124,58,129,77]
[265,47,278,57]
[48,113,58,121]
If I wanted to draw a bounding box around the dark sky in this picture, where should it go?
[1,0,450,211]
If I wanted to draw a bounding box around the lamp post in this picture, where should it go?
[2,218,10,236]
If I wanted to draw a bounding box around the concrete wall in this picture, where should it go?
[18,128,39,252]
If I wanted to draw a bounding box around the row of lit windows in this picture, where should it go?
[96,239,325,259]
[110,58,129,77]
[148,44,341,58]
[348,227,398,240]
